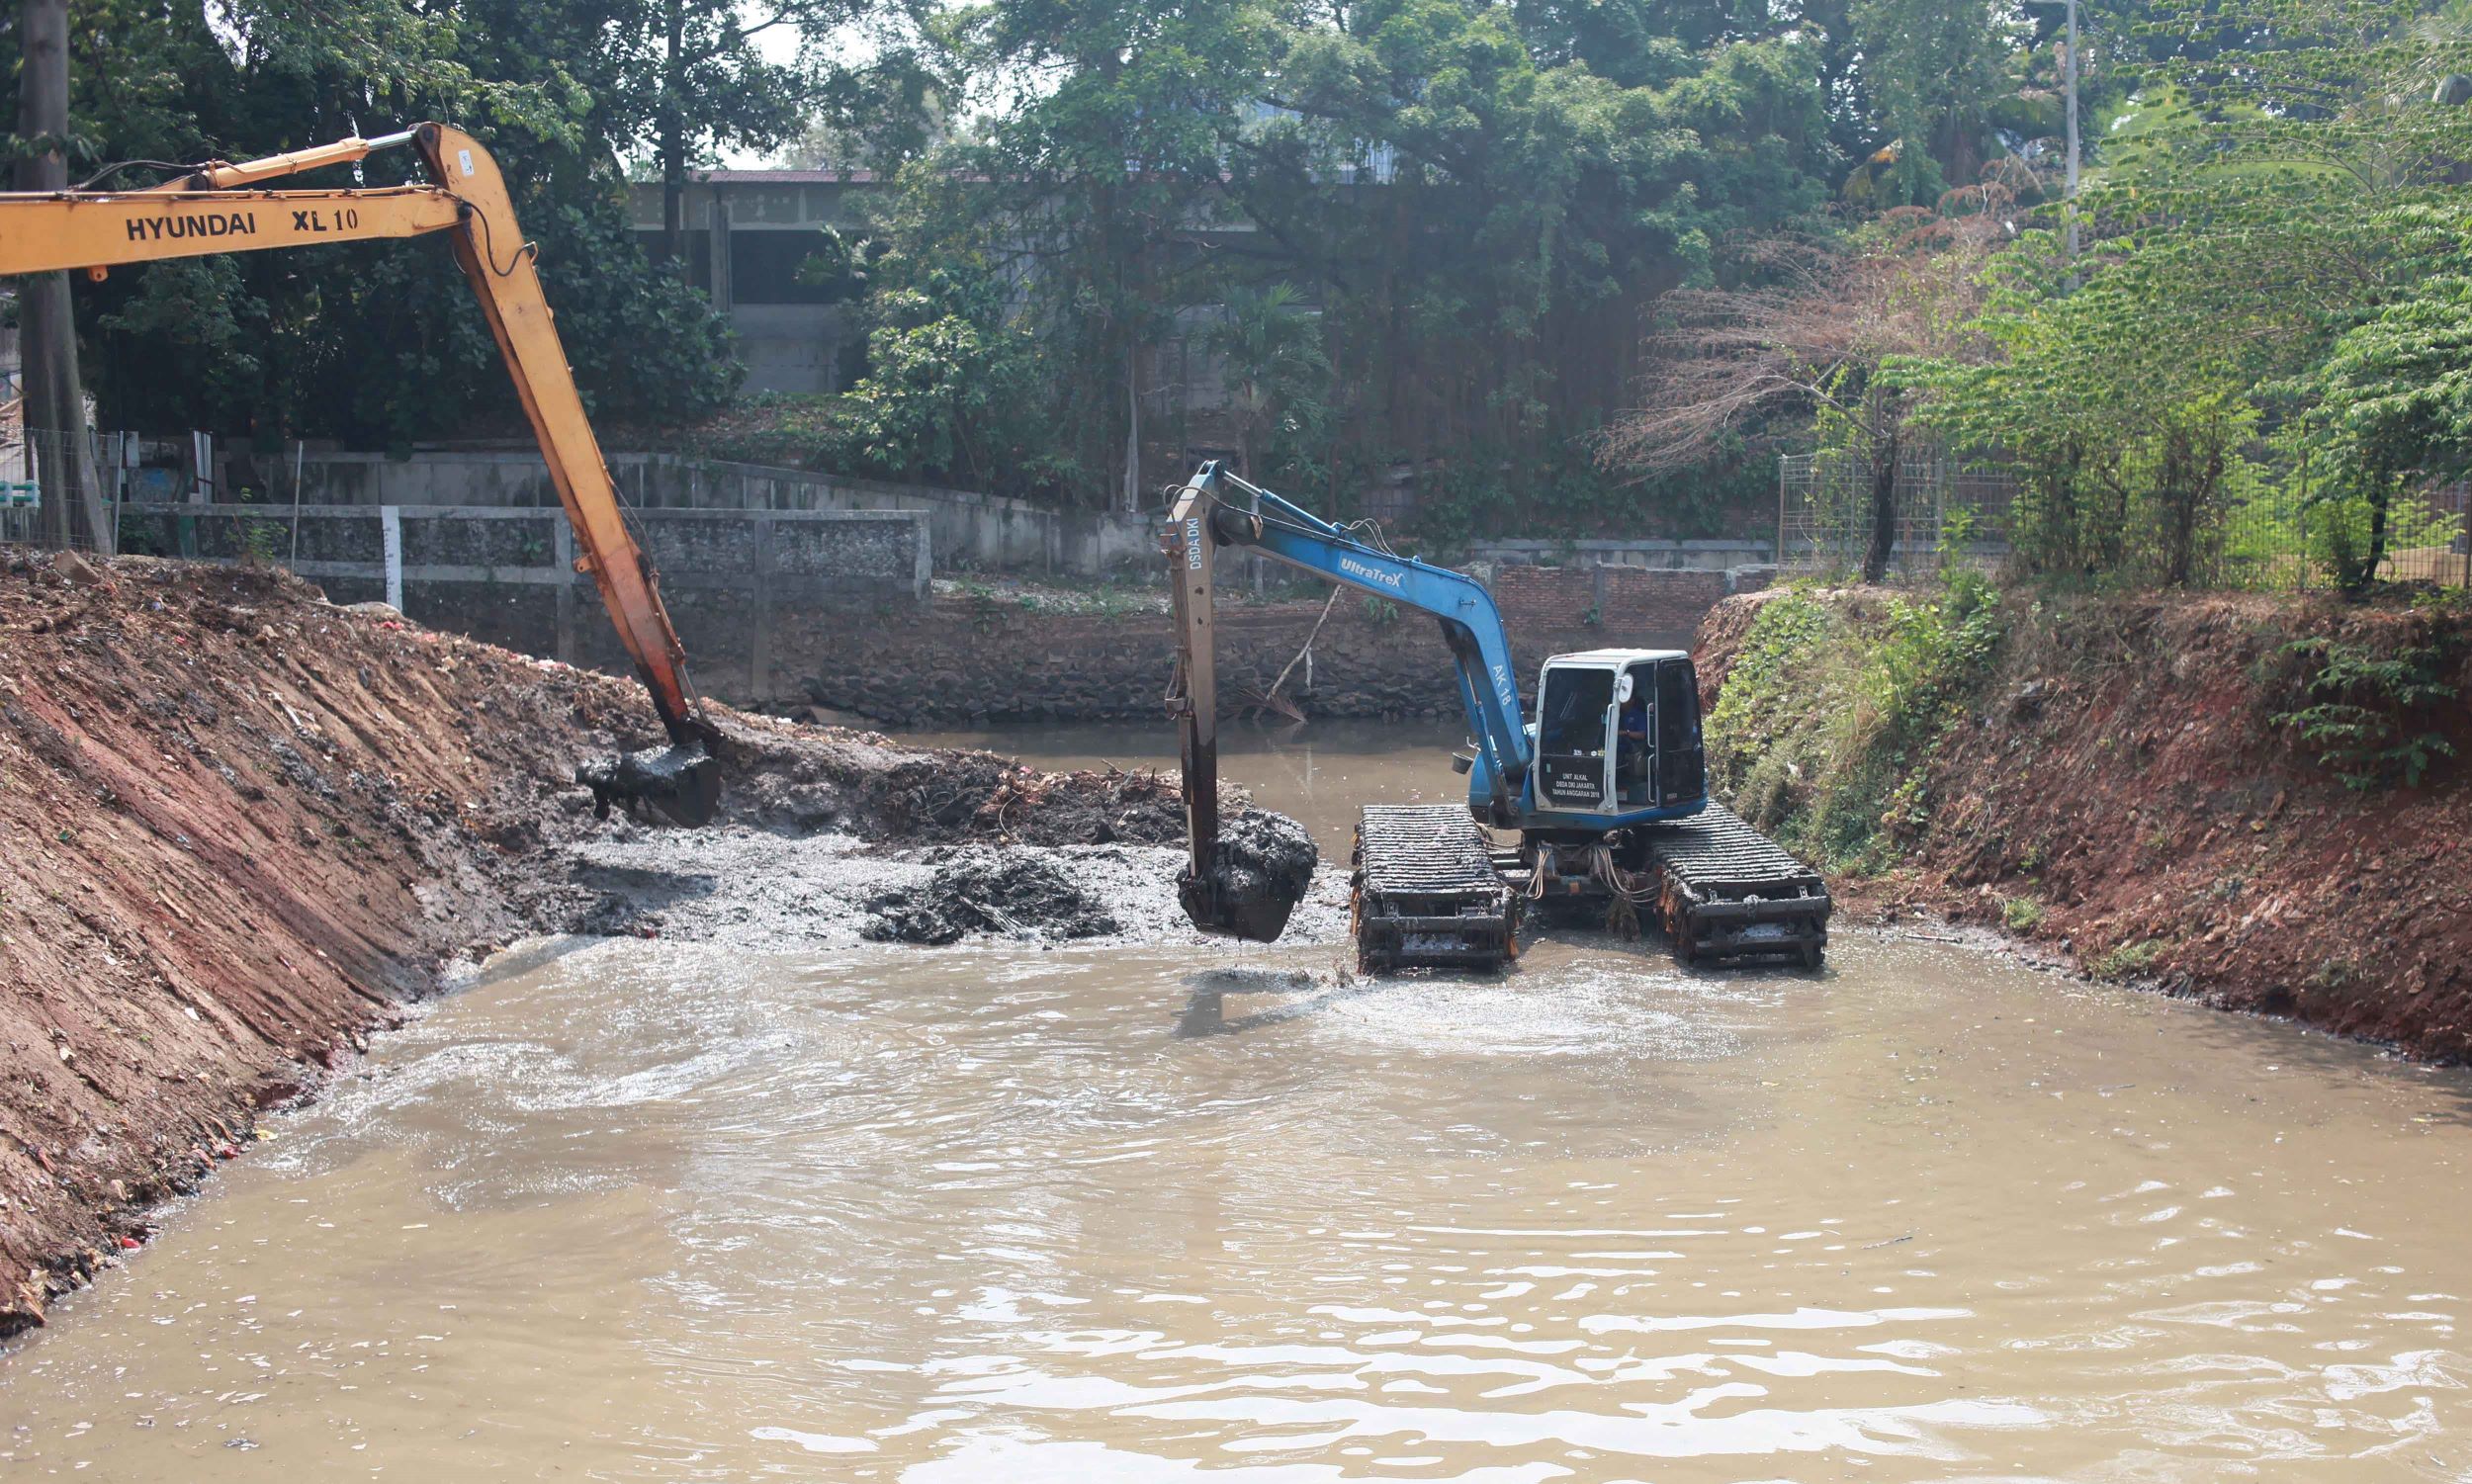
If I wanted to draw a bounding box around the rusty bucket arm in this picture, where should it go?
[1164,476,1227,929]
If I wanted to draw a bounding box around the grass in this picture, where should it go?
[2091,938,2166,980]
[1705,573,2006,876]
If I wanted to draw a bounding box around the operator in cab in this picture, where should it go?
[1617,682,1650,806]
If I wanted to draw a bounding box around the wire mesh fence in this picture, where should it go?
[1780,446,2472,591]
[0,425,129,552]
[1777,449,2011,581]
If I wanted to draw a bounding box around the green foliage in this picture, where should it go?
[1710,571,2004,872]
[1204,284,1331,486]
[2270,636,2459,789]
[2092,937,2165,980]
[238,517,285,567]
[868,0,1839,509]
[836,261,1061,493]
[1999,895,2044,932]
[13,0,745,446]
[1895,0,2472,595]
[1847,0,2025,204]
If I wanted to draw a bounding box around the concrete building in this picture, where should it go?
[627,172,879,394]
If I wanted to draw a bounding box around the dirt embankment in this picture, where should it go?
[0,553,1229,1337]
[1696,586,2472,1060]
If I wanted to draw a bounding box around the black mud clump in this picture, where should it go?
[574,740,721,827]
[863,847,1121,944]
[865,754,1188,845]
[1178,809,1319,943]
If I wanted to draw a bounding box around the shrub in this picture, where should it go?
[2093,938,2165,979]
[1707,572,2006,873]
[2270,636,2457,790]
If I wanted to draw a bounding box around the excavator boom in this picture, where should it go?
[0,123,717,826]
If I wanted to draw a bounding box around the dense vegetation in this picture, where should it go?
[0,0,871,448]
[14,0,2472,560]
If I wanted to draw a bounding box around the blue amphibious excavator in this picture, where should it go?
[1165,461,1831,972]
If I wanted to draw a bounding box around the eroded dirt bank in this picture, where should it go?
[1696,585,2472,1060]
[0,553,1282,1336]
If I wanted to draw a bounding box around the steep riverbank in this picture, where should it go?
[0,553,1258,1337]
[1695,583,2472,1060]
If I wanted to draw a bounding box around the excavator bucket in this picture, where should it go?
[1176,811,1319,942]
[576,741,721,829]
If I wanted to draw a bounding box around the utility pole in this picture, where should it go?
[14,0,107,551]
[2064,0,2080,262]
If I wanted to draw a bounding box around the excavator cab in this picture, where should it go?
[1528,651,1706,822]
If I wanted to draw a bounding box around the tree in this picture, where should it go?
[2289,216,2472,589]
[1601,214,1998,580]
[14,0,108,549]
[1849,0,2025,203]
[891,0,1285,508]
[1203,283,1329,483]
[631,0,846,266]
[1893,0,2472,588]
[3,0,752,448]
[1248,8,1836,484]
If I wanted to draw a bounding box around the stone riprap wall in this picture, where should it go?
[779,566,1772,726]
[1470,538,1774,571]
[1487,563,1773,665]
[781,596,1461,726]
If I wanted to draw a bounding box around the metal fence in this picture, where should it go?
[1777,449,2012,580]
[1780,447,2472,590]
[2210,466,2472,591]
[0,426,128,551]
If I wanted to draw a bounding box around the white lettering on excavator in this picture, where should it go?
[1339,556,1402,589]
[1185,517,1202,570]
[1492,661,1515,710]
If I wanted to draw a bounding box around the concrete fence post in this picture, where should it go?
[381,505,403,613]
[750,513,774,701]
[552,517,577,665]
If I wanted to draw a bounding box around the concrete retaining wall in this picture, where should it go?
[288,451,1158,575]
[1470,537,1775,571]
[115,495,1772,720]
[117,502,928,701]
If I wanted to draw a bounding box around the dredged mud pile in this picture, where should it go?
[863,847,1121,944]
[0,553,1332,1337]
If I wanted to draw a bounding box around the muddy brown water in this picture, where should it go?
[4,725,2470,1481]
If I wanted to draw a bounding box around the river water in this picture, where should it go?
[4,725,2469,1482]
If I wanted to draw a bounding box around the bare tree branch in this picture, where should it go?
[1598,210,2003,480]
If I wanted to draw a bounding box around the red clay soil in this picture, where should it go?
[1698,587,2472,1061]
[0,553,1193,1338]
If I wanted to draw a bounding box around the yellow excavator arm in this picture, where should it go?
[0,123,719,825]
